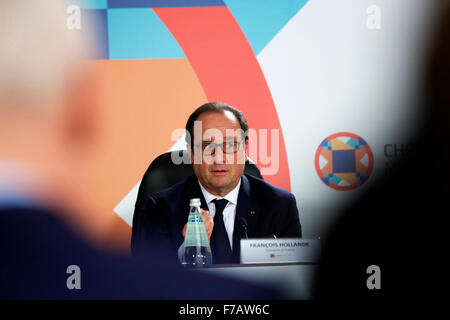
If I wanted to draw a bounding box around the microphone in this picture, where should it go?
[238,217,249,239]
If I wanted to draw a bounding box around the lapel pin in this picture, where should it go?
[250,210,255,215]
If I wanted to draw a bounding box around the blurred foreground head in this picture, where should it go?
[425,2,450,147]
[314,2,450,303]
[0,1,97,232]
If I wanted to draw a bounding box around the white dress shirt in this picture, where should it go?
[198,179,241,249]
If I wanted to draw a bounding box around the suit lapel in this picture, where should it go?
[183,175,208,210]
[232,174,259,263]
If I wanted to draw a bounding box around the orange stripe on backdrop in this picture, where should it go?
[155,6,291,192]
[81,58,207,252]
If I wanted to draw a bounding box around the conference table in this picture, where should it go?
[194,262,319,299]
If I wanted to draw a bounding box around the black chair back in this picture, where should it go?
[134,150,263,213]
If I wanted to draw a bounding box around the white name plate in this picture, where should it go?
[240,238,321,264]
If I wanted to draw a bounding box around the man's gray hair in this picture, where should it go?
[0,0,90,106]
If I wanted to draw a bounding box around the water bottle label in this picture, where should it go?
[188,216,203,223]
[184,210,210,248]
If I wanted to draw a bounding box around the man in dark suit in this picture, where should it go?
[132,102,302,264]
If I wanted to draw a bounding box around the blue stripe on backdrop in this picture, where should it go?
[224,0,309,55]
[71,0,108,9]
[107,8,185,59]
[107,0,226,8]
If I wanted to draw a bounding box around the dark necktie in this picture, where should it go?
[210,199,233,264]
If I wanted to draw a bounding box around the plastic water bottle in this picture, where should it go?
[181,198,212,268]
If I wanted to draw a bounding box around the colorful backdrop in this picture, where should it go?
[72,0,440,251]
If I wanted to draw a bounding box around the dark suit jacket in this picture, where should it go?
[132,174,302,263]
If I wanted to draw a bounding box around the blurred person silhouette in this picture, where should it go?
[0,1,277,300]
[314,2,449,305]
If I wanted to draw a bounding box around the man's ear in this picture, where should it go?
[186,143,192,154]
[244,139,249,160]
[186,143,193,161]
